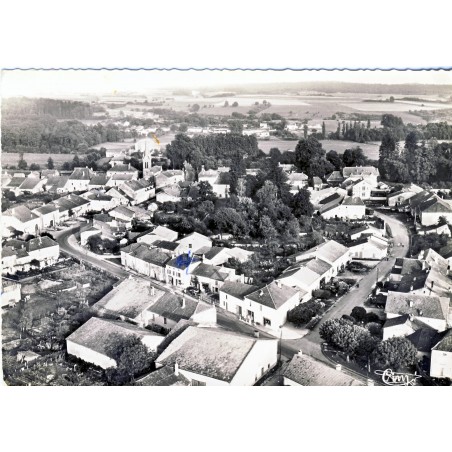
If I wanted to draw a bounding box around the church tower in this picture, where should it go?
[142,136,160,180]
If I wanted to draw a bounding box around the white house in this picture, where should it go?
[342,166,379,186]
[66,167,95,192]
[155,170,185,189]
[156,326,278,386]
[219,280,300,330]
[350,179,374,200]
[385,291,449,332]
[32,204,61,229]
[66,317,165,369]
[321,196,366,220]
[2,205,41,236]
[175,232,212,254]
[1,281,21,308]
[430,330,452,379]
[119,179,155,205]
[137,225,178,245]
[347,235,389,260]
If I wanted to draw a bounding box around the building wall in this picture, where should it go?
[420,211,452,227]
[66,340,117,369]
[322,204,366,220]
[430,350,452,379]
[1,283,21,307]
[231,339,278,385]
[283,376,301,386]
[349,243,387,260]
[191,305,217,325]
[121,252,166,281]
[382,323,414,340]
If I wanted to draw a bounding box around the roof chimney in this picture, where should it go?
[418,309,423,316]
[181,297,186,308]
[151,286,155,296]
[174,361,179,377]
[409,300,413,308]
[410,285,413,291]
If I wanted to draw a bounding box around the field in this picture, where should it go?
[1,153,86,169]
[257,139,381,160]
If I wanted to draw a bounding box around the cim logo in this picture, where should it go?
[375,369,421,386]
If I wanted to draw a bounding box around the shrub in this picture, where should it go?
[364,312,381,324]
[287,300,323,326]
[351,306,367,322]
[312,289,332,300]
[366,322,382,337]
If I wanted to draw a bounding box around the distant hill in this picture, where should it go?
[2,97,104,119]
[209,81,452,96]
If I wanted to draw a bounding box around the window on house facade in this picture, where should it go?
[191,379,206,386]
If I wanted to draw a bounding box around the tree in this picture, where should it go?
[162,201,176,213]
[342,147,367,167]
[47,157,54,169]
[72,154,80,167]
[198,181,217,203]
[191,104,200,112]
[303,124,308,139]
[104,333,155,384]
[18,159,28,170]
[322,121,326,139]
[287,300,323,325]
[350,306,367,322]
[291,188,314,218]
[213,207,249,238]
[372,337,417,370]
[294,137,333,178]
[326,150,343,171]
[258,215,278,242]
[224,101,229,107]
[19,308,34,334]
[232,101,239,107]
[29,163,41,171]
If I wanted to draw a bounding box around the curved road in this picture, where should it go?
[291,210,411,362]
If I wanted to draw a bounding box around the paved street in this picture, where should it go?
[288,210,411,362]
[53,210,410,365]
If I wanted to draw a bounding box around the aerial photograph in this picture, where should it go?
[2,69,452,387]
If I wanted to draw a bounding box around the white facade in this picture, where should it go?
[430,348,452,379]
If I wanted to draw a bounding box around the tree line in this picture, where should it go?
[2,116,128,154]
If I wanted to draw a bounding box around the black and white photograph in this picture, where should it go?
[1,2,451,451]
[2,69,452,387]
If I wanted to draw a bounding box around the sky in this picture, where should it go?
[2,69,452,98]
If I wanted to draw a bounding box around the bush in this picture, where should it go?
[364,312,381,324]
[312,289,332,300]
[287,300,323,326]
[351,306,367,322]
[366,322,382,337]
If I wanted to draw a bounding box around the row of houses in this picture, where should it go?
[382,248,452,379]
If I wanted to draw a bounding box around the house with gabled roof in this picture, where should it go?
[194,246,253,266]
[66,167,95,192]
[326,170,344,187]
[291,239,351,275]
[430,329,452,379]
[165,254,201,288]
[190,262,238,293]
[321,196,366,220]
[119,179,155,205]
[287,172,308,193]
[32,204,61,229]
[17,176,47,194]
[156,184,184,203]
[155,170,185,189]
[385,291,449,332]
[121,243,172,281]
[283,352,363,386]
[418,196,452,226]
[106,163,139,180]
[155,326,278,386]
[2,205,42,237]
[66,317,165,369]
[175,231,212,254]
[146,292,216,330]
[219,280,301,329]
[342,166,379,186]
[137,225,178,245]
[347,235,389,260]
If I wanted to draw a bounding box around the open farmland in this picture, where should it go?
[1,153,87,169]
[257,138,381,160]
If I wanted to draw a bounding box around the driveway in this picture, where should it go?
[287,210,410,362]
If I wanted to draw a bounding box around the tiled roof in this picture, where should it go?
[32,204,60,215]
[147,292,198,322]
[432,329,452,353]
[407,328,442,353]
[246,281,299,310]
[89,175,109,185]
[27,236,58,252]
[93,277,166,319]
[385,291,449,321]
[191,263,229,281]
[122,243,171,266]
[342,166,379,177]
[284,353,363,386]
[69,167,94,180]
[342,196,365,206]
[19,178,42,190]
[156,326,264,383]
[220,281,260,300]
[137,366,191,386]
[383,314,411,328]
[66,317,163,357]
[3,205,38,223]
